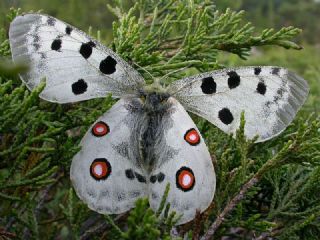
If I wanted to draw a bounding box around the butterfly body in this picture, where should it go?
[112,90,174,171]
[134,91,171,171]
[70,94,216,223]
[9,13,309,225]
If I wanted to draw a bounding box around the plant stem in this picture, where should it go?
[201,148,287,240]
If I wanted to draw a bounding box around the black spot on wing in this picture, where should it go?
[150,172,165,183]
[134,172,146,183]
[157,173,165,182]
[257,82,267,95]
[201,77,216,94]
[99,56,117,74]
[150,175,157,183]
[47,17,56,26]
[125,169,135,180]
[227,71,240,89]
[80,41,96,59]
[51,39,62,51]
[218,108,234,125]
[254,67,261,75]
[65,26,73,35]
[272,67,280,75]
[72,79,88,95]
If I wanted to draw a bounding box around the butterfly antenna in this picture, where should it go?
[132,62,155,82]
[157,66,189,85]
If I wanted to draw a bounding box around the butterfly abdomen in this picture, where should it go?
[127,92,176,171]
[140,114,165,171]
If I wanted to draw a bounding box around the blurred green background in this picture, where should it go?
[0,0,319,110]
[1,0,320,42]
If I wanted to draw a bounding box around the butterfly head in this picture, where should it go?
[138,88,171,114]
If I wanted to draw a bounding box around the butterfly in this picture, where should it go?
[8,14,309,225]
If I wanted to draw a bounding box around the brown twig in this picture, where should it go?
[22,170,63,239]
[253,226,282,240]
[80,221,108,240]
[200,140,291,240]
[192,210,202,240]
[80,213,127,240]
[201,176,259,240]
[38,216,65,225]
[0,228,16,239]
[254,232,271,240]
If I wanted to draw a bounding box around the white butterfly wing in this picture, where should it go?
[9,14,144,103]
[148,97,216,225]
[168,67,309,142]
[70,99,148,214]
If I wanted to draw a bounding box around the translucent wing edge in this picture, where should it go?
[257,70,309,142]
[168,67,309,142]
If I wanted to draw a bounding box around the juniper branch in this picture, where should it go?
[201,173,259,240]
[80,214,126,240]
[202,114,320,239]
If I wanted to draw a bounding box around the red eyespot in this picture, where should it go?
[176,167,195,192]
[92,121,109,137]
[90,158,111,180]
[184,128,200,146]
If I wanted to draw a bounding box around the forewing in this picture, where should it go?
[9,14,144,103]
[71,99,147,214]
[168,67,309,142]
[148,98,216,225]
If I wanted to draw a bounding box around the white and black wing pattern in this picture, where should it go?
[168,67,309,142]
[71,99,148,214]
[9,14,144,103]
[148,98,216,225]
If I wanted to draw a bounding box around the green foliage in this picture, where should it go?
[0,0,117,41]
[0,1,319,239]
[107,0,302,83]
[215,0,320,44]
